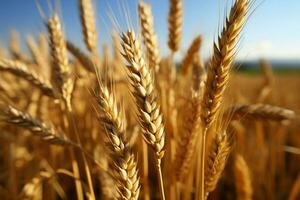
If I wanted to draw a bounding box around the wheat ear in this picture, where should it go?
[0,59,56,98]
[168,0,182,53]
[47,14,89,200]
[198,1,249,198]
[121,30,166,200]
[9,30,27,61]
[228,104,295,122]
[79,0,97,54]
[95,83,140,199]
[202,0,249,128]
[234,154,253,200]
[47,14,74,110]
[174,90,202,182]
[258,59,274,102]
[138,2,161,72]
[26,35,47,72]
[0,105,73,146]
[181,35,202,75]
[66,41,94,72]
[204,132,232,199]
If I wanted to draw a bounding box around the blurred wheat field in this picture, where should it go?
[0,0,299,200]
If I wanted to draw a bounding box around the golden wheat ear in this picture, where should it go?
[180,35,202,75]
[204,132,232,199]
[234,153,253,200]
[9,30,27,61]
[168,0,182,53]
[0,59,57,98]
[228,104,295,122]
[120,30,165,160]
[138,2,161,73]
[174,90,202,183]
[47,14,74,110]
[0,105,74,146]
[198,1,250,198]
[94,82,140,199]
[26,35,48,74]
[120,30,166,200]
[79,0,98,54]
[258,59,274,102]
[202,0,249,129]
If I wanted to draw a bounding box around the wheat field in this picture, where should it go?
[0,0,299,199]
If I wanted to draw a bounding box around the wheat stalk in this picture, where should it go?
[234,153,253,200]
[168,0,182,53]
[0,59,56,98]
[66,41,94,72]
[181,35,202,75]
[0,105,73,146]
[95,83,140,200]
[120,30,166,200]
[138,2,161,72]
[228,104,295,122]
[79,0,98,54]
[204,132,232,199]
[47,14,74,110]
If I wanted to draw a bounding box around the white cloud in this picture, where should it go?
[238,40,300,60]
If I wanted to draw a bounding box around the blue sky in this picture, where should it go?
[0,0,299,61]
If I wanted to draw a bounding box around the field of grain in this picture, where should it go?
[0,0,299,199]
